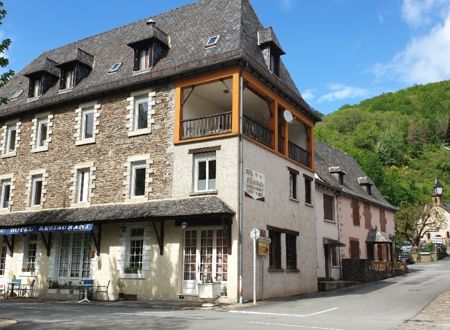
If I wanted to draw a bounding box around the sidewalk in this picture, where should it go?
[395,290,450,329]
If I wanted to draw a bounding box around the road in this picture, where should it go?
[1,258,450,330]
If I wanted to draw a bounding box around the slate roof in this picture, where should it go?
[366,228,392,243]
[0,196,234,228]
[314,140,397,211]
[0,0,320,122]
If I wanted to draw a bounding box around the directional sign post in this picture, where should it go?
[250,228,260,305]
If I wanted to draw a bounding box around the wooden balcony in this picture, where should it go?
[181,112,232,139]
[243,115,273,148]
[288,142,310,167]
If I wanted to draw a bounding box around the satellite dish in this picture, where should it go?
[283,110,294,123]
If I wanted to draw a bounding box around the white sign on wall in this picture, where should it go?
[244,168,265,202]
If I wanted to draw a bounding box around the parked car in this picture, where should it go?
[401,241,412,252]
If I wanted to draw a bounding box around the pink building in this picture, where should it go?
[315,141,396,280]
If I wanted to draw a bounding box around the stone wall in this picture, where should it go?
[342,259,407,282]
[0,84,175,210]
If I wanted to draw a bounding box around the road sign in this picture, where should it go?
[250,228,260,240]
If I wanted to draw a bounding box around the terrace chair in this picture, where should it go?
[95,280,110,301]
[21,279,36,298]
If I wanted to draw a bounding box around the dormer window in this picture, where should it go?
[29,77,42,98]
[56,48,93,91]
[258,27,285,78]
[61,68,75,90]
[138,47,151,71]
[270,53,280,77]
[23,57,59,99]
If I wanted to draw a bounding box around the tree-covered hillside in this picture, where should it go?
[315,80,450,207]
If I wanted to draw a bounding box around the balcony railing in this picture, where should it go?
[182,112,232,139]
[288,142,310,167]
[243,115,273,147]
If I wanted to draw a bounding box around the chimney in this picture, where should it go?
[146,18,156,26]
[358,177,372,195]
[329,166,346,185]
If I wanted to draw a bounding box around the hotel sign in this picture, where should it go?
[0,223,94,235]
[244,168,265,201]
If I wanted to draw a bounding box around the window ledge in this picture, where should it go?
[268,268,284,273]
[58,88,73,94]
[76,139,96,146]
[71,202,91,208]
[132,68,152,76]
[120,273,145,280]
[324,218,335,223]
[1,152,17,159]
[190,190,218,197]
[31,146,49,153]
[128,129,151,137]
[26,96,41,103]
[286,269,300,273]
[26,205,43,211]
[289,197,299,203]
[0,208,11,214]
[305,202,313,208]
[125,197,149,204]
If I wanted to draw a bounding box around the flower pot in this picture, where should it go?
[198,282,221,299]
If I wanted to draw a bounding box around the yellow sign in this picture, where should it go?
[258,241,269,256]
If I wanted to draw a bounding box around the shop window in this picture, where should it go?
[286,234,297,270]
[57,233,91,280]
[269,230,281,269]
[194,152,216,192]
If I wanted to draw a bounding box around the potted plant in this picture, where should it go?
[197,274,221,299]
[124,266,139,274]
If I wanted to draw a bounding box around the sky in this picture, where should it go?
[1,0,450,114]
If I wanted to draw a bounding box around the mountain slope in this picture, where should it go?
[315,80,450,206]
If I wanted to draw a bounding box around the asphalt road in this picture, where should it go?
[1,258,450,330]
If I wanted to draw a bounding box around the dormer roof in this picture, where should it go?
[56,48,94,69]
[23,57,59,78]
[258,27,285,55]
[127,22,170,48]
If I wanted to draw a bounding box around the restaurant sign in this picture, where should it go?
[0,223,94,235]
[244,168,265,201]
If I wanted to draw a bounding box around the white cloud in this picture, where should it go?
[373,10,450,84]
[401,0,450,27]
[317,84,369,103]
[301,89,317,102]
[279,0,295,11]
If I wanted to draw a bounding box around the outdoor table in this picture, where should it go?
[78,281,94,303]
[6,281,21,299]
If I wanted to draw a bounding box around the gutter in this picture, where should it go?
[238,68,245,304]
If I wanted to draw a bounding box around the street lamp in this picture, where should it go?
[434,180,443,197]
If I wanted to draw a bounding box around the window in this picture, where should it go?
[133,96,149,131]
[349,239,360,259]
[30,174,43,206]
[130,161,146,198]
[57,233,91,279]
[331,246,338,267]
[81,107,95,141]
[29,78,42,98]
[206,35,220,47]
[23,234,38,272]
[323,194,334,221]
[289,169,298,200]
[427,233,431,240]
[269,230,281,269]
[0,179,11,209]
[108,62,122,73]
[139,49,151,70]
[128,228,144,271]
[270,52,280,77]
[0,244,6,276]
[352,199,360,226]
[35,117,48,149]
[286,234,297,270]
[4,124,17,155]
[194,153,216,192]
[304,176,312,204]
[76,168,90,203]
[61,69,74,90]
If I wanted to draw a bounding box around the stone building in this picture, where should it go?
[314,141,397,280]
[0,0,320,302]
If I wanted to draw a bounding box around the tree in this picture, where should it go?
[395,202,446,246]
[0,1,14,104]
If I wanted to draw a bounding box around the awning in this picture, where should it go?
[366,228,392,244]
[323,237,346,247]
[0,223,93,235]
[0,196,234,229]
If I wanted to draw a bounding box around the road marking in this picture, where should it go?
[246,321,345,330]
[230,307,339,318]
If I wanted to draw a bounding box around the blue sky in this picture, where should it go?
[1,0,450,114]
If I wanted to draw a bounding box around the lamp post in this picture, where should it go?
[434,180,443,197]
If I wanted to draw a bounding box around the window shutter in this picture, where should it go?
[28,79,35,97]
[133,49,140,71]
[380,209,386,232]
[352,199,360,226]
[364,203,371,229]
[59,70,66,89]
[38,76,44,95]
[75,64,83,86]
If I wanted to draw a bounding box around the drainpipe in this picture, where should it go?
[336,193,343,280]
[238,69,245,304]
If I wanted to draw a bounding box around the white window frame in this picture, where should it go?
[5,124,17,155]
[0,244,7,277]
[130,161,147,199]
[194,152,217,193]
[126,90,155,137]
[30,78,42,99]
[36,117,48,149]
[75,103,100,146]
[62,69,74,91]
[126,227,145,271]
[30,174,44,207]
[0,179,12,210]
[31,113,53,153]
[76,168,91,204]
[81,107,95,141]
[22,234,38,274]
[139,48,150,71]
[55,233,91,281]
[1,120,21,158]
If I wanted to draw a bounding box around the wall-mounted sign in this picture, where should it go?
[0,223,94,235]
[244,168,265,202]
[257,237,271,256]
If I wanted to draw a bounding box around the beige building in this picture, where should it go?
[0,0,320,302]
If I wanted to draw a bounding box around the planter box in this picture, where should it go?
[45,288,79,300]
[198,282,221,299]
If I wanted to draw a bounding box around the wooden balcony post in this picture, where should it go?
[273,101,278,150]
